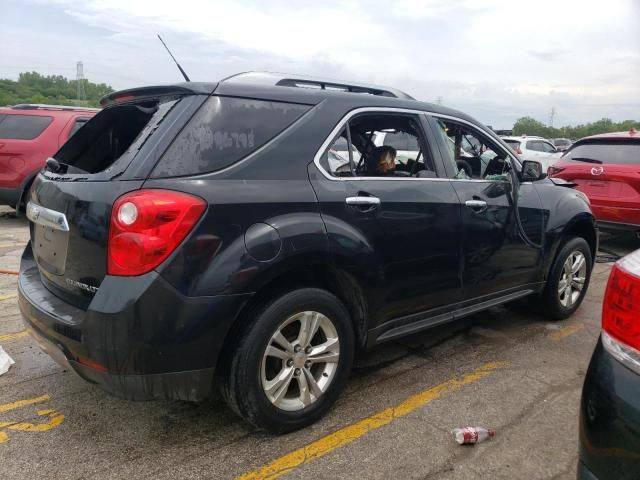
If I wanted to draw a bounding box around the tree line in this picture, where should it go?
[0,72,114,108]
[512,116,640,140]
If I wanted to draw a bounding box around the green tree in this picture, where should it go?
[512,116,640,140]
[0,71,114,108]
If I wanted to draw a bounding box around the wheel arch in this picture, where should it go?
[216,260,369,380]
[545,212,597,279]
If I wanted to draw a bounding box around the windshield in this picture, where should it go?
[564,141,640,165]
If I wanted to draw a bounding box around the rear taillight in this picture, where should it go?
[602,250,640,374]
[108,190,206,276]
[547,166,565,177]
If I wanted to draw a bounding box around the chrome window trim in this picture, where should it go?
[313,107,519,183]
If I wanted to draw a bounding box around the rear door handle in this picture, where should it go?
[465,200,487,212]
[345,196,381,211]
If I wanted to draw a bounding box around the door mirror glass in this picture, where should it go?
[521,160,545,181]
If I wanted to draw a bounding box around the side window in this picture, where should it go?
[504,140,521,153]
[0,114,53,140]
[68,117,91,138]
[153,96,310,177]
[321,113,436,178]
[433,118,510,180]
[526,140,542,152]
[541,141,556,153]
[321,128,355,177]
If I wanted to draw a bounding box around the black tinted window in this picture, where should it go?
[0,114,53,140]
[68,117,91,138]
[564,141,640,164]
[153,96,310,177]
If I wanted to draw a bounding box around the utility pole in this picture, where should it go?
[76,61,86,102]
[549,107,556,128]
[436,96,443,105]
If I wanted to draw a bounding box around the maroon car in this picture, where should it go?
[0,104,98,209]
[548,129,640,232]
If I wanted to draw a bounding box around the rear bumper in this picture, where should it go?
[578,338,640,479]
[18,243,252,401]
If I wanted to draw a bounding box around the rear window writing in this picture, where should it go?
[152,96,310,177]
[564,141,640,165]
[0,114,53,140]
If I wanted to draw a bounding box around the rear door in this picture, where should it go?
[26,93,206,308]
[0,113,56,193]
[309,109,463,331]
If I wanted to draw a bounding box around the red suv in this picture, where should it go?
[548,129,640,232]
[0,104,98,209]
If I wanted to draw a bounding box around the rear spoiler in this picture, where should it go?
[100,82,216,107]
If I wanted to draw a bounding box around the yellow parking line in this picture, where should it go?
[236,361,508,480]
[0,395,49,414]
[549,323,584,340]
[0,331,28,343]
[0,293,17,302]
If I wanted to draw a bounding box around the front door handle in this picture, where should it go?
[465,199,487,212]
[346,196,381,211]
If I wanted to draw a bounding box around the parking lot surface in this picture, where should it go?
[0,205,637,480]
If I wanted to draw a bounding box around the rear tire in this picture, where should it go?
[542,237,592,320]
[221,288,354,433]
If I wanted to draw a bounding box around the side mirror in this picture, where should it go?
[521,160,545,181]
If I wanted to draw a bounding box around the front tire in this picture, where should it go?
[542,237,592,320]
[221,288,354,433]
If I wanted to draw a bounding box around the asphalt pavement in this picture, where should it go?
[1,206,638,480]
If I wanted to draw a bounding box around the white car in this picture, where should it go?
[501,135,562,171]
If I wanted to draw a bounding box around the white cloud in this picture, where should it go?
[3,0,640,127]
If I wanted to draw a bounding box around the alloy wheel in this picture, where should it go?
[260,311,340,411]
[558,250,587,308]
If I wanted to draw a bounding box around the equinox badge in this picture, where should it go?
[65,278,98,294]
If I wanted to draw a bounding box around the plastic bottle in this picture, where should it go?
[451,427,496,445]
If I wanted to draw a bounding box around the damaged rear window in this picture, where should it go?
[151,96,310,177]
[52,98,179,175]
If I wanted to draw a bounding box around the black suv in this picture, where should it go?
[18,72,597,433]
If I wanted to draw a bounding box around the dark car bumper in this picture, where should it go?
[0,186,20,207]
[18,244,252,401]
[578,338,640,479]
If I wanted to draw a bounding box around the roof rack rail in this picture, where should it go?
[11,104,100,112]
[221,72,415,100]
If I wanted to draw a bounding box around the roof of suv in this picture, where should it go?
[577,129,640,141]
[101,71,485,133]
[0,104,100,119]
[3,104,99,113]
[501,136,551,143]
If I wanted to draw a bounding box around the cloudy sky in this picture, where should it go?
[1,0,639,128]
